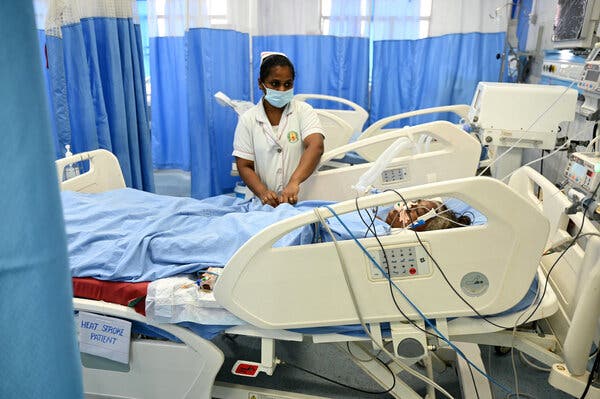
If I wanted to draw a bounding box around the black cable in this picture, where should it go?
[355,197,378,238]
[353,197,445,341]
[349,194,517,396]
[468,362,482,399]
[282,357,396,395]
[580,349,600,399]
[386,189,513,330]
[345,341,381,362]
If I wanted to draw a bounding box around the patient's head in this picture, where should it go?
[385,199,472,231]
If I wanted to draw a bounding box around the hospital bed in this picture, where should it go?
[56,148,600,398]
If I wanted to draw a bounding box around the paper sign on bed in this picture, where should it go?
[76,312,131,364]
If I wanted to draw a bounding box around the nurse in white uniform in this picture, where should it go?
[232,52,324,207]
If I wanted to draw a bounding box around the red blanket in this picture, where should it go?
[72,278,148,315]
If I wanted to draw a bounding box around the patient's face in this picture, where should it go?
[386,200,440,229]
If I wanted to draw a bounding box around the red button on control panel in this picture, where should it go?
[409,267,417,275]
[234,363,259,376]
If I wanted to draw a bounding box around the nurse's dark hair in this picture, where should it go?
[259,54,295,82]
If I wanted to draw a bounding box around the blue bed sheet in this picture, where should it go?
[61,189,389,282]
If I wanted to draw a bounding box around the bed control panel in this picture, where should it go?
[367,244,431,280]
[381,166,409,184]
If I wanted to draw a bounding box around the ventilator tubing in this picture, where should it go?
[353,136,414,194]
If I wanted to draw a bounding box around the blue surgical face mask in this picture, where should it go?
[265,87,294,108]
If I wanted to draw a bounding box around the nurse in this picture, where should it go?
[232,52,324,207]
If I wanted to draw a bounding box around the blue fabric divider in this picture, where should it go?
[37,30,62,158]
[151,28,249,199]
[252,35,369,110]
[0,2,83,397]
[369,32,505,127]
[516,0,532,52]
[187,28,250,198]
[150,37,189,169]
[44,18,153,191]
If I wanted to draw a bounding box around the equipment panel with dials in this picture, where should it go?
[578,44,600,92]
[565,152,600,192]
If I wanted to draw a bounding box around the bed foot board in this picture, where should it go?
[83,338,222,399]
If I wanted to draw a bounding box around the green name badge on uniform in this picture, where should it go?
[287,131,299,143]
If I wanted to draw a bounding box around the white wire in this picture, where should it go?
[509,270,544,399]
[499,124,592,182]
[586,135,600,152]
[314,208,456,399]
[518,351,551,372]
[478,81,577,178]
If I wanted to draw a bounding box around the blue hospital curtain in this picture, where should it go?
[369,0,507,126]
[1,2,83,397]
[149,0,250,198]
[252,0,369,110]
[36,0,154,191]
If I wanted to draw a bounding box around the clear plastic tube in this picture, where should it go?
[353,137,414,194]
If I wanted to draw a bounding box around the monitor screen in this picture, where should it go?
[570,161,587,179]
[553,0,589,41]
[585,69,600,82]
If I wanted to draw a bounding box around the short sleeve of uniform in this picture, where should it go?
[297,102,324,140]
[232,112,255,161]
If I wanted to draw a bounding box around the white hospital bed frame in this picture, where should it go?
[355,104,471,162]
[57,152,597,399]
[301,120,481,201]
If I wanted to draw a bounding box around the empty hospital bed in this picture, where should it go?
[56,147,599,398]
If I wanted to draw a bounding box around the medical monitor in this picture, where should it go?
[553,0,600,49]
[468,82,578,150]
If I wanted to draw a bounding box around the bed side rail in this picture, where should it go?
[355,105,471,161]
[215,177,549,329]
[301,121,481,201]
[56,149,126,193]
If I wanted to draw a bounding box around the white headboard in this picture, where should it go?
[57,149,126,193]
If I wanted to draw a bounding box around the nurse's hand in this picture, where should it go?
[280,181,300,205]
[260,190,280,207]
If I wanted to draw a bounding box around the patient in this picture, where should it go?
[385,198,472,231]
